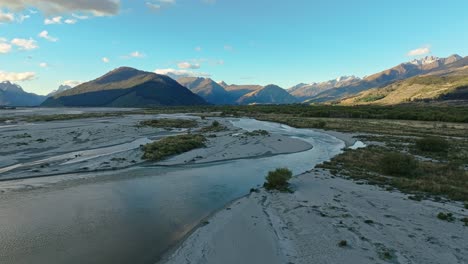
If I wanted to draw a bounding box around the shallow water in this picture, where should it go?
[0,118,345,264]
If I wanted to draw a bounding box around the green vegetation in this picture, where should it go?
[139,118,198,129]
[244,130,270,136]
[437,212,455,222]
[264,168,293,192]
[318,146,468,201]
[462,217,468,226]
[25,112,128,122]
[415,136,449,153]
[142,134,206,161]
[200,120,225,132]
[380,152,418,177]
[357,94,386,103]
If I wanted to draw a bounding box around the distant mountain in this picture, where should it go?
[289,76,361,101]
[42,67,207,107]
[340,56,468,105]
[307,54,465,103]
[0,81,46,106]
[47,85,73,97]
[237,84,298,105]
[177,77,235,105]
[224,84,263,101]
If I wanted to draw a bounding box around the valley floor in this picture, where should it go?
[161,168,468,264]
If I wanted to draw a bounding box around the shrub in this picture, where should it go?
[142,134,206,161]
[264,168,293,191]
[415,136,449,153]
[462,217,468,226]
[380,152,418,177]
[245,130,270,136]
[200,120,225,132]
[139,119,198,129]
[437,212,455,222]
[338,240,348,247]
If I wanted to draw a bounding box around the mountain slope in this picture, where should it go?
[308,55,465,103]
[237,85,298,105]
[224,84,263,101]
[42,67,207,107]
[289,76,361,101]
[340,56,468,105]
[0,82,46,106]
[177,77,235,105]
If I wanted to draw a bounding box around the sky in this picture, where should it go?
[0,0,468,95]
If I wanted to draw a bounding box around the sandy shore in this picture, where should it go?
[162,168,468,264]
[159,119,312,165]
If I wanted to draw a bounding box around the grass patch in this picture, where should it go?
[318,146,468,201]
[142,134,206,161]
[139,118,198,129]
[415,136,449,153]
[264,168,293,192]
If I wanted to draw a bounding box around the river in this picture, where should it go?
[0,118,345,264]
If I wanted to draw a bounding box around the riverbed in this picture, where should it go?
[0,114,345,264]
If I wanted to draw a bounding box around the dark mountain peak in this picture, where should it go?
[41,67,207,107]
[238,84,297,105]
[95,67,153,85]
[263,84,283,90]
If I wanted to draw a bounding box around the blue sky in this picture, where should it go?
[0,0,467,95]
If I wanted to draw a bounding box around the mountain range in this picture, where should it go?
[0,81,46,106]
[41,67,207,107]
[2,54,467,107]
[305,54,466,103]
[177,77,293,105]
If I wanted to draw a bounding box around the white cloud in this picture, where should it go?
[64,18,77,24]
[62,80,82,87]
[11,38,39,50]
[44,16,62,24]
[0,41,12,53]
[202,0,216,4]
[146,0,176,11]
[72,13,89,20]
[195,46,202,52]
[102,57,110,63]
[0,10,14,23]
[39,62,48,68]
[127,51,144,58]
[146,2,161,10]
[0,0,120,16]
[224,45,233,51]
[38,30,58,42]
[178,62,200,69]
[17,14,30,23]
[407,46,431,56]
[155,68,210,80]
[0,70,36,82]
